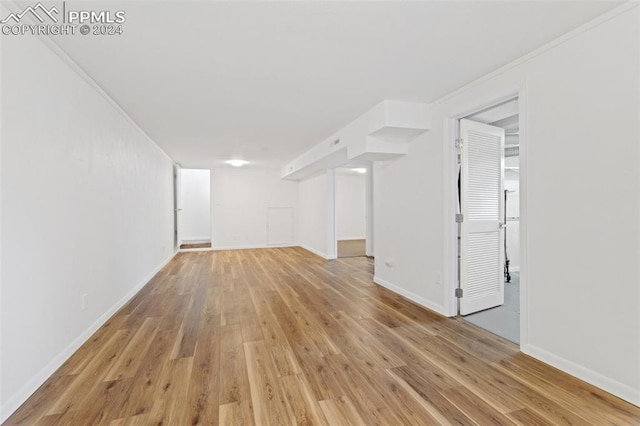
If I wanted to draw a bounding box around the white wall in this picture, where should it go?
[336,173,366,240]
[374,139,445,312]
[181,169,211,241]
[374,5,639,404]
[210,168,297,249]
[0,32,175,419]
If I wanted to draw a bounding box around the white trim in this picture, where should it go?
[508,266,521,273]
[0,13,4,425]
[180,244,299,253]
[522,344,640,406]
[45,40,174,164]
[431,1,639,107]
[181,237,211,243]
[211,244,297,252]
[518,82,530,352]
[0,250,178,423]
[326,169,337,259]
[373,276,446,317]
[1,1,175,166]
[443,115,459,317]
[298,245,334,260]
[336,237,367,241]
[365,164,374,257]
[266,241,295,247]
[444,90,523,320]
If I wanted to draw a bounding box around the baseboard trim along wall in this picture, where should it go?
[211,244,297,252]
[0,250,179,423]
[373,276,446,317]
[298,245,335,260]
[181,236,212,243]
[522,344,640,406]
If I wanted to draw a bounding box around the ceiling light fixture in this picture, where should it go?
[352,168,367,174]
[226,159,249,167]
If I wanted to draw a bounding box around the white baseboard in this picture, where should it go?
[181,237,211,243]
[522,344,640,406]
[509,266,520,272]
[298,245,333,260]
[213,244,268,251]
[337,237,366,241]
[180,244,333,259]
[0,250,178,423]
[373,276,446,316]
[211,244,296,251]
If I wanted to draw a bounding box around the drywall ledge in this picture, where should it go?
[281,100,430,181]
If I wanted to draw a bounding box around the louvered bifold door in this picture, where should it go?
[459,119,505,315]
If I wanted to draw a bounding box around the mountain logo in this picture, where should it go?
[1,3,60,24]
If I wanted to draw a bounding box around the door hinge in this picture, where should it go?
[455,214,464,223]
[455,138,464,149]
[455,288,463,298]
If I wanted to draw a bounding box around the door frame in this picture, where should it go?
[173,164,182,251]
[444,86,529,349]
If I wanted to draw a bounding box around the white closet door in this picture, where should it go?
[267,207,294,245]
[459,119,505,315]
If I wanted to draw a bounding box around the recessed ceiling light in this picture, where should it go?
[226,159,249,167]
[352,168,366,174]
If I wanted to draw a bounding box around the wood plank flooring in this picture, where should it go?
[5,247,640,425]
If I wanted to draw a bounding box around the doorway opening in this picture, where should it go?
[179,168,212,250]
[335,166,368,258]
[173,165,180,251]
[456,98,521,344]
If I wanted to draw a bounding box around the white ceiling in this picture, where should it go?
[48,1,620,169]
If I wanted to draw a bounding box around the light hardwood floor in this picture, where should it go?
[5,247,639,425]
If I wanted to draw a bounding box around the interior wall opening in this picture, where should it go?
[179,168,212,250]
[457,98,521,344]
[335,166,368,258]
